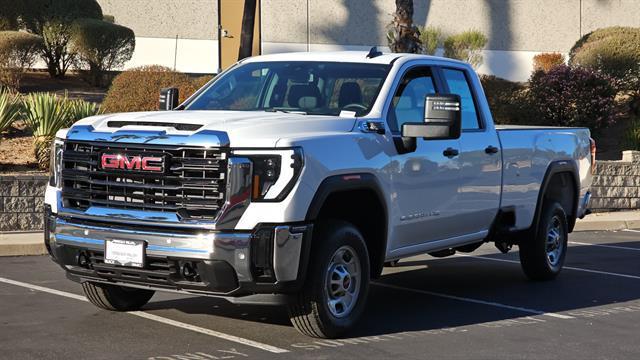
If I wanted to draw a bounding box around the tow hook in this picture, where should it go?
[495,241,512,254]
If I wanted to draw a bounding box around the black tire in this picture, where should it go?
[287,219,370,338]
[519,202,568,281]
[82,282,155,311]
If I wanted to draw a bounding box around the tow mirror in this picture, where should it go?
[159,87,179,110]
[401,94,462,140]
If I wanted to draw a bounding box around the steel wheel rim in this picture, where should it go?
[325,245,361,318]
[546,215,564,267]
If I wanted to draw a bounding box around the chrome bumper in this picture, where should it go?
[51,217,309,284]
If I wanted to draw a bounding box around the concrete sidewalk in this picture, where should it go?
[574,211,640,232]
[1,212,638,256]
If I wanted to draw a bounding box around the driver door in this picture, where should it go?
[387,66,463,252]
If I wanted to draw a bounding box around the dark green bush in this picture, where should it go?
[19,0,103,78]
[480,75,529,125]
[0,0,20,30]
[71,18,135,86]
[102,66,202,113]
[569,26,640,83]
[0,31,43,89]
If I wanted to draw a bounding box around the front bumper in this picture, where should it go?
[47,212,312,299]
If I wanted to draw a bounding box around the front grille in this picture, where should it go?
[61,141,228,221]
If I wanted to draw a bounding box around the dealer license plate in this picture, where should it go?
[104,239,145,268]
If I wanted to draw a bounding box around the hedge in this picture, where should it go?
[569,26,640,82]
[102,66,202,113]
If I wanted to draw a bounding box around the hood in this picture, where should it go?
[68,110,357,148]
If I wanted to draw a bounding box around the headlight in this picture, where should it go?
[49,139,64,188]
[233,148,303,201]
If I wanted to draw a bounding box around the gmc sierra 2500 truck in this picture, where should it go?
[45,50,594,338]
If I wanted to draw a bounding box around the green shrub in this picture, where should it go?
[527,65,617,132]
[569,26,640,82]
[417,26,441,55]
[0,31,43,90]
[0,89,22,133]
[102,66,202,113]
[71,18,135,86]
[532,52,565,73]
[19,0,104,78]
[443,30,487,68]
[22,92,75,169]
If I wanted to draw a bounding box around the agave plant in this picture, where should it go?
[67,98,104,122]
[22,92,73,170]
[0,89,22,134]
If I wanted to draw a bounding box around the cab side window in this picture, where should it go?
[388,67,436,133]
[442,68,481,130]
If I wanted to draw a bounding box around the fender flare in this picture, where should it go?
[305,173,389,277]
[532,160,581,235]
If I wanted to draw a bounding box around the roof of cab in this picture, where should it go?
[241,51,468,67]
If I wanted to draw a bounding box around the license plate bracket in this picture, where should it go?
[104,239,145,268]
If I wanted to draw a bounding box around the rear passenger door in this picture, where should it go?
[440,67,501,236]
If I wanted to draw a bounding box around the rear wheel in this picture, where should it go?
[519,202,568,280]
[287,220,370,338]
[82,282,155,311]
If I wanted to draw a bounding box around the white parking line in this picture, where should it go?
[569,241,640,252]
[456,254,640,280]
[623,229,640,233]
[0,277,289,354]
[372,282,574,319]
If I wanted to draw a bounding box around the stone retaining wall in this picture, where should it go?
[591,151,640,211]
[0,151,638,232]
[0,174,48,232]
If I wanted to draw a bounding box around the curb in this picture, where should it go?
[0,232,47,257]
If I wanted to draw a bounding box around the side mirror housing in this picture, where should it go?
[159,87,179,110]
[401,94,462,140]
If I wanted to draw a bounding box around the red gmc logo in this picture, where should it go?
[101,154,164,172]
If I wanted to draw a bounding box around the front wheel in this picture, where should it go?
[82,282,155,311]
[287,220,370,338]
[519,202,568,281]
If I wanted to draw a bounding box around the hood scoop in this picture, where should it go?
[107,121,203,131]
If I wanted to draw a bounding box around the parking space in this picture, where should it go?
[1,230,639,359]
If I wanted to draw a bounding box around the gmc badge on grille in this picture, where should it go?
[101,154,164,172]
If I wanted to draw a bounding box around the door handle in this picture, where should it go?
[485,145,499,154]
[443,147,459,158]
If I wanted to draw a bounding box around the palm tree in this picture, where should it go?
[388,0,422,53]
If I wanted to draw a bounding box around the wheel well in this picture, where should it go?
[315,189,387,279]
[542,172,578,231]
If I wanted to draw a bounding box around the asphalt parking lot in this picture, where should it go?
[1,230,639,360]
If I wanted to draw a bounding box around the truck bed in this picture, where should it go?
[496,126,592,230]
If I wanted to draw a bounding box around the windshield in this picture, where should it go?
[185,61,391,116]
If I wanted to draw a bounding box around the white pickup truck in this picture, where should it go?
[45,50,594,338]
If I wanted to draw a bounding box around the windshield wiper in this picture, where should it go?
[264,108,307,115]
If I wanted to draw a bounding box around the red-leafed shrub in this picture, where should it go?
[532,52,565,72]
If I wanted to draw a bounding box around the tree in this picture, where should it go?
[71,19,135,86]
[19,0,103,78]
[387,0,422,53]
